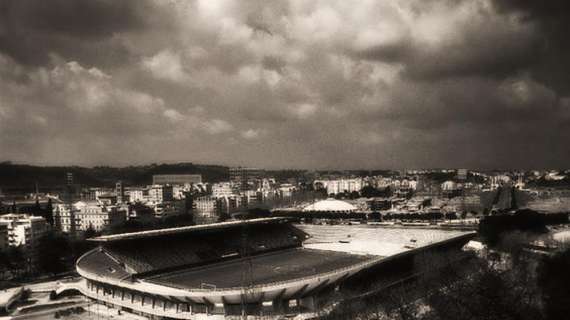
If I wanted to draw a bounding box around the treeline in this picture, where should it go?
[479,209,569,245]
[0,162,230,191]
[0,231,96,281]
[528,177,570,188]
[324,240,570,320]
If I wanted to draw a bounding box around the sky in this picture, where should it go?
[0,0,569,170]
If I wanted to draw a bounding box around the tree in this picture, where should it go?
[33,199,42,216]
[44,198,54,226]
[324,233,547,320]
[6,246,26,278]
[538,247,570,320]
[416,233,543,320]
[0,249,10,280]
[37,231,72,275]
[84,224,98,239]
[361,186,381,198]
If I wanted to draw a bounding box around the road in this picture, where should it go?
[10,301,89,320]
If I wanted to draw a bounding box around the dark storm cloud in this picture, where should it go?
[493,0,570,18]
[1,0,569,169]
[261,56,286,74]
[352,1,542,81]
[0,0,162,67]
[492,0,570,94]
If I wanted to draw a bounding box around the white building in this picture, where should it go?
[212,182,234,198]
[74,201,126,232]
[54,201,126,233]
[241,190,264,208]
[151,200,187,218]
[128,185,176,204]
[0,214,48,266]
[148,185,174,204]
[315,178,364,195]
[172,184,192,200]
[127,188,148,203]
[218,196,243,216]
[193,196,222,224]
[278,184,296,197]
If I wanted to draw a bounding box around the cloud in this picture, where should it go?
[0,0,172,68]
[241,128,261,140]
[163,109,185,122]
[143,49,190,83]
[203,119,234,135]
[288,103,318,120]
[491,0,570,95]
[0,0,569,169]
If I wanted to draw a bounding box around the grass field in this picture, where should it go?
[146,248,369,289]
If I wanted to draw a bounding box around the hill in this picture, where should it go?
[0,162,229,192]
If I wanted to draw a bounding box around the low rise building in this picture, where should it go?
[230,167,263,191]
[193,196,222,224]
[54,201,126,233]
[127,203,155,222]
[172,184,192,200]
[212,182,234,198]
[127,188,148,203]
[74,202,126,232]
[151,200,187,219]
[314,178,364,195]
[148,185,174,204]
[0,214,48,267]
[241,190,264,208]
[278,184,296,197]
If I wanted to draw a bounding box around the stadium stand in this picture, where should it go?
[77,248,132,280]
[97,219,308,276]
[74,218,476,319]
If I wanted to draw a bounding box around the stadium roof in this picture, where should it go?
[88,217,290,243]
[303,198,357,212]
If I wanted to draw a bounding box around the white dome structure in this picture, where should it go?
[303,198,357,212]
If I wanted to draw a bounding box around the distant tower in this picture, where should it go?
[35,181,39,200]
[457,169,468,181]
[116,181,125,204]
[66,172,76,235]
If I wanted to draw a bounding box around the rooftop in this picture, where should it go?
[302,198,357,212]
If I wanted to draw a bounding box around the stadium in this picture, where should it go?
[72,217,475,319]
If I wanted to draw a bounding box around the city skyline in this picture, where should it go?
[1,1,569,169]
